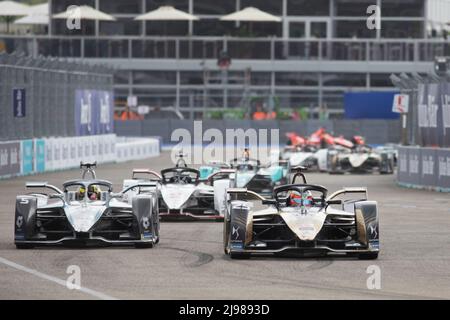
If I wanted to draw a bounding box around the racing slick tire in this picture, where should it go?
[223,219,230,255]
[16,243,34,249]
[135,242,154,249]
[230,252,250,260]
[357,252,379,260]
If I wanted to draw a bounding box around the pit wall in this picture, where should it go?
[397,146,450,192]
[0,135,160,179]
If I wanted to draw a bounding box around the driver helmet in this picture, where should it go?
[289,191,313,208]
[88,185,101,200]
[76,186,86,200]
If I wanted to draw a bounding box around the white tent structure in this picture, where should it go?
[134,5,199,21]
[0,0,30,32]
[15,3,49,25]
[220,7,281,22]
[53,5,115,21]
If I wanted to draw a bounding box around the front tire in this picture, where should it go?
[135,242,154,249]
[358,252,379,260]
[230,252,250,259]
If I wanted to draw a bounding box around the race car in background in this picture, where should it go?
[14,162,159,248]
[223,167,379,260]
[282,129,339,171]
[200,149,289,197]
[123,154,233,221]
[327,138,395,174]
[283,129,395,174]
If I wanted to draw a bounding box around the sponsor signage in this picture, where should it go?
[0,142,21,177]
[13,88,26,118]
[75,90,114,136]
[398,146,450,191]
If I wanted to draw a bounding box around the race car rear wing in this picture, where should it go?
[26,182,63,195]
[132,169,162,181]
[326,187,368,201]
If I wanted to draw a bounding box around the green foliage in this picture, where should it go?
[20,0,47,5]
[205,109,245,120]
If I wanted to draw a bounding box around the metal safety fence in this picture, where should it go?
[0,52,114,141]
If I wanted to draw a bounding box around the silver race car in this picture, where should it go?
[14,163,159,248]
[123,155,233,221]
[223,167,379,259]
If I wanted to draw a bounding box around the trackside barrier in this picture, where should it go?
[0,135,160,179]
[397,146,450,192]
[115,137,160,163]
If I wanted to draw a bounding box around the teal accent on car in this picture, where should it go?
[199,166,215,179]
[235,172,254,188]
[263,166,283,182]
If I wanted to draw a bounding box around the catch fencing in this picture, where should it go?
[0,52,114,141]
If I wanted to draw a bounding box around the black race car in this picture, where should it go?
[223,167,379,259]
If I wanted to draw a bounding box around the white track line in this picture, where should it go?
[0,257,117,300]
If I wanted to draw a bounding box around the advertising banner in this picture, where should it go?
[398,146,450,191]
[0,141,21,177]
[34,139,45,173]
[436,148,450,191]
[75,90,114,136]
[21,140,34,175]
[416,82,450,148]
[97,91,114,135]
[45,138,53,171]
[75,90,93,136]
[441,82,450,148]
[420,148,438,187]
[53,138,62,170]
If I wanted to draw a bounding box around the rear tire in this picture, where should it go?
[135,242,154,249]
[358,252,379,260]
[223,215,231,255]
[16,244,34,249]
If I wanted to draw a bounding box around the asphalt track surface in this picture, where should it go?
[0,152,449,300]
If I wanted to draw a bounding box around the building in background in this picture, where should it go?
[1,0,449,119]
